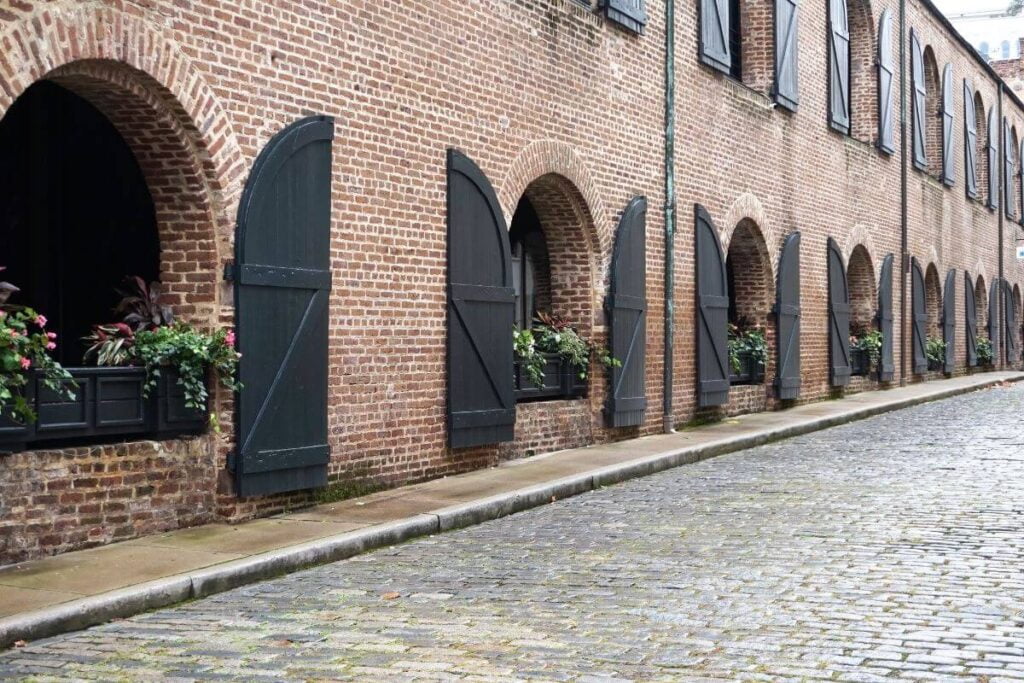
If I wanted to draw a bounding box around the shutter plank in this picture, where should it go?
[774,0,800,111]
[827,238,851,386]
[943,269,956,373]
[877,10,896,154]
[941,65,955,186]
[774,232,802,399]
[828,0,851,134]
[964,272,978,367]
[1005,120,1017,219]
[695,204,730,407]
[1005,281,1018,363]
[964,80,978,199]
[989,280,1001,362]
[878,254,895,381]
[989,109,1000,209]
[605,197,648,428]
[911,31,927,170]
[604,0,647,35]
[235,115,334,497]
[911,258,928,374]
[700,0,731,74]
[447,149,516,449]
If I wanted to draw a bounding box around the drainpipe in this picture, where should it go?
[662,0,676,433]
[998,83,1005,367]
[899,0,908,386]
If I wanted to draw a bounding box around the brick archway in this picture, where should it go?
[722,193,782,275]
[847,245,876,333]
[0,6,245,325]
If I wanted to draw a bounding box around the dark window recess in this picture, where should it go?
[600,0,647,34]
[728,0,742,80]
[509,198,551,331]
[0,368,205,454]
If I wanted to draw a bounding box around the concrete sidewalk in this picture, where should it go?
[1,371,1021,649]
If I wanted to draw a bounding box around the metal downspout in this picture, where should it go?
[899,0,908,386]
[663,0,676,433]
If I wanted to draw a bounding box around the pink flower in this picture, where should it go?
[9,329,18,337]
[46,332,57,339]
[0,310,5,319]
[19,356,30,370]
[46,342,56,350]
[34,315,47,328]
[225,330,236,348]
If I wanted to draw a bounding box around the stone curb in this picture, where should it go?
[1,372,1019,649]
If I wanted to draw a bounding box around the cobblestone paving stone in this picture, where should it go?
[3,384,1024,682]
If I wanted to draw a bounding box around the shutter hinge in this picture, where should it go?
[224,262,237,282]
[226,451,237,473]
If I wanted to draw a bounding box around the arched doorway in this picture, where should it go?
[0,81,160,364]
[725,220,774,389]
[847,246,876,376]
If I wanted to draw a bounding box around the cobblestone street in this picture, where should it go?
[3,383,1024,681]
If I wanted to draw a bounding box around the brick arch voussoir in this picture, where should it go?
[721,193,782,276]
[841,224,882,281]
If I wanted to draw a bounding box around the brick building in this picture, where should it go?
[0,0,1022,565]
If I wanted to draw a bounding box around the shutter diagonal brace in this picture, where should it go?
[451,295,514,411]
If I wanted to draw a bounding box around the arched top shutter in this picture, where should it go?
[446,149,515,449]
[911,258,928,374]
[774,0,800,111]
[700,0,731,74]
[911,30,927,170]
[988,108,1000,210]
[877,10,896,154]
[827,238,851,386]
[695,204,730,408]
[877,254,895,382]
[964,271,978,367]
[988,279,1001,361]
[605,197,648,428]
[1005,119,1017,219]
[964,80,978,199]
[940,65,955,186]
[774,232,801,400]
[942,269,956,373]
[233,115,334,497]
[828,0,851,134]
[1004,281,1018,363]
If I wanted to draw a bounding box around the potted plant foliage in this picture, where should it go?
[850,328,882,377]
[976,336,994,368]
[727,322,767,385]
[512,312,618,401]
[925,336,947,372]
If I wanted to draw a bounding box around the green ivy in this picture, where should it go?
[925,336,947,367]
[850,329,883,367]
[977,336,994,366]
[513,316,621,388]
[727,326,767,374]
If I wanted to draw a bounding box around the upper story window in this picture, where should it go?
[827,0,876,142]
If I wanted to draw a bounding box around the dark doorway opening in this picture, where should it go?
[0,81,159,364]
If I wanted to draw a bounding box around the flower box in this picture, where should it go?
[850,348,872,377]
[927,358,944,372]
[0,367,206,454]
[729,349,764,386]
[513,353,588,402]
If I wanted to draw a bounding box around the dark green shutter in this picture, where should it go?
[827,238,851,386]
[234,116,334,497]
[940,65,954,186]
[828,0,850,134]
[988,109,1000,210]
[877,11,895,154]
[695,204,730,407]
[942,269,956,373]
[964,271,977,367]
[1005,281,1018,363]
[446,149,516,449]
[911,30,927,170]
[989,280,1001,362]
[911,258,928,374]
[877,254,895,381]
[774,232,801,400]
[964,80,978,199]
[773,0,800,111]
[700,0,731,74]
[1006,120,1017,219]
[602,0,647,34]
[605,197,648,428]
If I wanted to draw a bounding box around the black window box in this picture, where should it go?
[927,358,944,372]
[851,348,873,377]
[513,353,588,402]
[729,350,764,386]
[0,367,207,454]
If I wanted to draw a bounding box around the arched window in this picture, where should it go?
[976,94,989,203]
[829,0,875,141]
[724,220,774,388]
[700,0,786,98]
[509,197,551,332]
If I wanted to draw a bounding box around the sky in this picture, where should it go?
[932,0,1009,14]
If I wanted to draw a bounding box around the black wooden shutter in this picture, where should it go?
[964,271,977,367]
[964,80,979,199]
[989,280,1001,362]
[988,108,1000,210]
[827,238,851,386]
[911,30,927,170]
[605,197,647,428]
[233,115,334,497]
[911,258,928,374]
[1005,281,1018,363]
[828,0,850,134]
[773,0,800,111]
[700,0,731,74]
[1005,119,1017,219]
[446,149,515,449]
[877,254,895,382]
[877,10,896,154]
[602,0,647,35]
[695,204,730,407]
[942,269,956,372]
[940,65,955,186]
[774,232,801,400]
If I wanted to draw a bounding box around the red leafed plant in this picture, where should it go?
[114,277,174,332]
